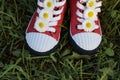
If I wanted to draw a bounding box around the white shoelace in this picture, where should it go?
[36,0,66,32]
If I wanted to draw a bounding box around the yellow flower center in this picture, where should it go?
[43,13,49,19]
[47,2,52,8]
[86,22,92,28]
[88,1,95,7]
[39,22,44,28]
[88,11,94,17]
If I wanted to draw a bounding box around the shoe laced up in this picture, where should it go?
[25,0,66,55]
[76,0,102,32]
[69,0,102,54]
[34,0,66,33]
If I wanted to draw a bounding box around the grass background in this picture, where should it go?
[0,0,120,80]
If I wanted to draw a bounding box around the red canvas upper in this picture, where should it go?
[26,0,66,41]
[70,0,102,36]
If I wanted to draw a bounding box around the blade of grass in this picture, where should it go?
[0,58,21,78]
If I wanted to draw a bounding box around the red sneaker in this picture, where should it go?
[69,0,102,54]
[25,0,66,56]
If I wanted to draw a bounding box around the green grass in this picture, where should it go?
[0,0,120,80]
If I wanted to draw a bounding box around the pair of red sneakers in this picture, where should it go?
[25,0,102,56]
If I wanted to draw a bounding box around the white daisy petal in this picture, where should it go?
[44,0,54,10]
[82,19,98,32]
[34,18,49,32]
[39,9,53,21]
[86,0,96,9]
[84,8,97,20]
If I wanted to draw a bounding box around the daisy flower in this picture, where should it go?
[44,0,55,10]
[84,8,97,20]
[82,19,98,32]
[34,18,49,32]
[39,9,53,21]
[86,0,96,8]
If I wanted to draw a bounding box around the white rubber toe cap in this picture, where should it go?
[26,32,58,52]
[72,32,102,50]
